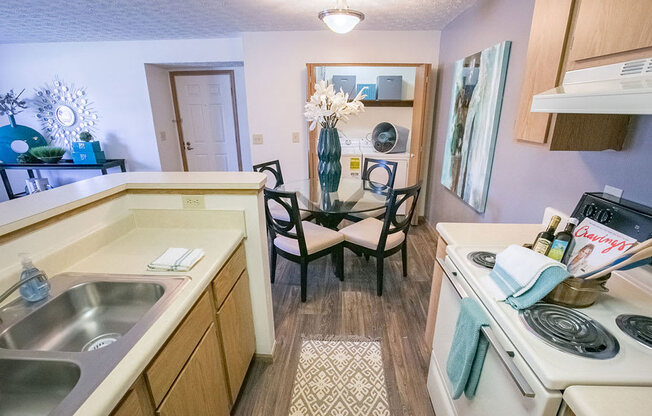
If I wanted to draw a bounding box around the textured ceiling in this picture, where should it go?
[0,0,477,44]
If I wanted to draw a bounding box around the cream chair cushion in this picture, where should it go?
[339,217,404,251]
[274,221,343,255]
[349,208,386,221]
[268,200,310,221]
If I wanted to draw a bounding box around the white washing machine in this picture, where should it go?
[360,138,410,214]
[340,138,363,178]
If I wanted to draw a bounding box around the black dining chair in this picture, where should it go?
[339,182,421,296]
[346,157,398,223]
[264,188,344,302]
[254,159,310,221]
[253,160,284,188]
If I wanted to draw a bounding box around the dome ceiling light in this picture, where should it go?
[318,0,365,34]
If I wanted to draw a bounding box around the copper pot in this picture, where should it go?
[543,274,610,308]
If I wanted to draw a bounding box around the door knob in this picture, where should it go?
[185,141,194,151]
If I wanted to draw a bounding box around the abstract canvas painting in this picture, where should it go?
[440,41,511,212]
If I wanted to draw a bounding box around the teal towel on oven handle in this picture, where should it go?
[446,298,491,399]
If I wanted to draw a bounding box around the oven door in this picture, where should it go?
[427,256,562,416]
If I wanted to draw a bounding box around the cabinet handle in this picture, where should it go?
[437,258,536,398]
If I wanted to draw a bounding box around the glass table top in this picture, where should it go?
[277,178,390,215]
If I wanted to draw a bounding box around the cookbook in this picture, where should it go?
[565,218,637,276]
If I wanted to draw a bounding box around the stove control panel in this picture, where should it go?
[572,192,652,241]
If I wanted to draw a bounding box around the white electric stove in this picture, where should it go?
[427,243,652,416]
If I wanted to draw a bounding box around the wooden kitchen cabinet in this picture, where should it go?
[111,242,256,415]
[514,0,648,150]
[216,270,256,402]
[111,376,154,416]
[566,0,652,70]
[157,325,230,416]
[424,235,448,349]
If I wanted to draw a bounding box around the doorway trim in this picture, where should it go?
[169,70,244,171]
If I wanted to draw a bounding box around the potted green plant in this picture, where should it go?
[72,131,102,153]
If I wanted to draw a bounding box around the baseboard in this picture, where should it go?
[254,339,277,362]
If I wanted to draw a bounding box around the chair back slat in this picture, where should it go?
[263,188,308,257]
[377,183,422,252]
[362,158,398,193]
[253,160,284,188]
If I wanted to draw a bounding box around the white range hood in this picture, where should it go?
[531,57,652,115]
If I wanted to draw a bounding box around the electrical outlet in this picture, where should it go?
[292,132,300,143]
[181,195,205,209]
[159,131,167,141]
[252,134,263,145]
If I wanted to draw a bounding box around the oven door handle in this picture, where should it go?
[437,258,536,398]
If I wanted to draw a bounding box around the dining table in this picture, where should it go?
[276,177,391,229]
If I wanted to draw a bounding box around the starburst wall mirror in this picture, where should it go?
[34,79,99,149]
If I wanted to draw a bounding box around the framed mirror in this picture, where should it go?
[35,79,98,149]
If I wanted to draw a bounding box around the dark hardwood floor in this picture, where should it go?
[233,222,438,416]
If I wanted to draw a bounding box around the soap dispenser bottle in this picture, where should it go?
[18,254,50,302]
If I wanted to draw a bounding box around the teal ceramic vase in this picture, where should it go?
[317,127,341,192]
[0,115,47,164]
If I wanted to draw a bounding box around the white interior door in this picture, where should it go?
[174,73,239,171]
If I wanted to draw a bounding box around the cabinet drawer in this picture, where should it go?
[146,292,213,406]
[212,243,246,309]
[217,271,256,401]
[157,324,230,416]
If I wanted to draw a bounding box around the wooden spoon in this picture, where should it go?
[584,246,652,280]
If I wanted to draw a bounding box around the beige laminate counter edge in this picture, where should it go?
[70,229,245,416]
[563,385,652,416]
[436,222,545,246]
[0,171,266,237]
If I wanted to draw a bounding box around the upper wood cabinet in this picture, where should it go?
[515,0,651,150]
[566,0,652,69]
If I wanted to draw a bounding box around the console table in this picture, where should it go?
[0,159,126,199]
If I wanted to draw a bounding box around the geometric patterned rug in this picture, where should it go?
[288,337,390,416]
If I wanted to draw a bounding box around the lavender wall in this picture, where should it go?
[425,0,652,225]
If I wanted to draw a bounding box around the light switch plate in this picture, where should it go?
[159,131,167,141]
[181,195,205,209]
[292,132,300,143]
[252,134,263,145]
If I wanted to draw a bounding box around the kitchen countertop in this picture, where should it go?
[563,386,652,416]
[66,225,245,416]
[436,222,544,246]
[0,171,266,237]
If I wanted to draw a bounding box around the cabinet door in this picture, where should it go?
[112,376,154,416]
[157,325,230,416]
[568,0,652,69]
[217,271,256,402]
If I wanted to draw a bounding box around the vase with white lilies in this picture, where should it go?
[305,80,365,191]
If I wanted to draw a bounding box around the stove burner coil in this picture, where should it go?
[616,314,652,349]
[520,304,619,359]
[467,251,496,269]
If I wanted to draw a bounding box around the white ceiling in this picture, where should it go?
[0,0,477,44]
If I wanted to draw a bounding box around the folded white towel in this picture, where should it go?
[148,248,205,272]
[487,245,565,301]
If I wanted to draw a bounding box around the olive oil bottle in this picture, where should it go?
[547,218,579,261]
[532,215,561,255]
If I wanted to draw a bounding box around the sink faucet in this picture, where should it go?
[0,257,50,323]
[0,272,50,306]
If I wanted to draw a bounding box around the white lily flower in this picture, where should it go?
[304,81,365,130]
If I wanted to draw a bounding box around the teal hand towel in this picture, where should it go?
[446,298,490,400]
[505,266,570,310]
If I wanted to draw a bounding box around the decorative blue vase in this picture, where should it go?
[0,115,47,163]
[317,127,342,192]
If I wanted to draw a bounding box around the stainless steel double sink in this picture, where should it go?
[0,273,188,416]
